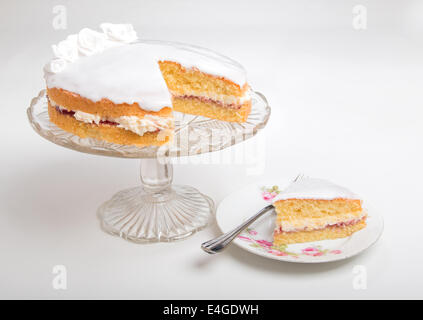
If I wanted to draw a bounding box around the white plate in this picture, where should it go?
[216,179,384,263]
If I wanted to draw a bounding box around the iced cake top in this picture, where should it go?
[273,177,361,202]
[44,23,247,112]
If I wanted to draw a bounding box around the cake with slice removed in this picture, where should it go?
[43,24,251,147]
[272,177,367,245]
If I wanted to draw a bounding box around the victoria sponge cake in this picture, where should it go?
[43,24,251,147]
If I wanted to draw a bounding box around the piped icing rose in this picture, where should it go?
[43,58,67,73]
[51,34,78,62]
[44,23,138,75]
[77,28,108,56]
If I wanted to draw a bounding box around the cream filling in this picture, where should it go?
[275,210,367,233]
[170,89,251,106]
[49,98,173,137]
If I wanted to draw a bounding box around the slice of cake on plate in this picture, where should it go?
[272,177,367,245]
[43,24,251,147]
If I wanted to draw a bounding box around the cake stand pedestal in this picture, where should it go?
[98,158,214,242]
[27,90,270,243]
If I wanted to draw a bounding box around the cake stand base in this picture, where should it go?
[97,159,214,243]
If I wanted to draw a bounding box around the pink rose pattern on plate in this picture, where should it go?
[260,185,280,202]
[238,229,342,258]
[235,185,344,259]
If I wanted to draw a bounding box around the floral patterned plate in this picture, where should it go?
[216,180,383,263]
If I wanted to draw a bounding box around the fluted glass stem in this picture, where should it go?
[140,159,173,194]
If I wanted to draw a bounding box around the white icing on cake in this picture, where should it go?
[46,44,173,111]
[273,177,361,202]
[44,24,248,112]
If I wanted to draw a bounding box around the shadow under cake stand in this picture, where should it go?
[27,90,271,243]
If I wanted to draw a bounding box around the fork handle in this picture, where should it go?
[201,204,274,254]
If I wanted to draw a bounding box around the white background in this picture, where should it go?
[1,0,422,299]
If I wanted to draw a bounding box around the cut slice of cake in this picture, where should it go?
[158,61,251,122]
[272,177,367,245]
[43,24,251,147]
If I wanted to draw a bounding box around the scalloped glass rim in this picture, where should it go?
[27,90,270,159]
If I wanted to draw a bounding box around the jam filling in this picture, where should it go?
[54,106,161,133]
[55,107,118,126]
[57,107,75,116]
[276,216,366,234]
[174,95,243,110]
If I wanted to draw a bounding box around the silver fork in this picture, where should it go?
[201,174,305,254]
[201,204,275,254]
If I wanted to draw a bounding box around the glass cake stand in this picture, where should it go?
[27,90,271,243]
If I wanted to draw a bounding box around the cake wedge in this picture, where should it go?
[272,177,367,245]
[159,60,251,122]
